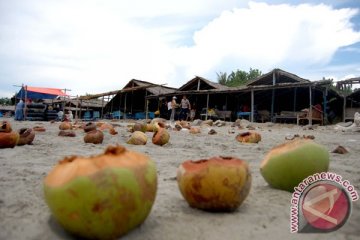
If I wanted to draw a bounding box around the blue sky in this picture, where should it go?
[1,0,360,98]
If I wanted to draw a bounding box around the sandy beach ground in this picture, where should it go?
[0,118,359,240]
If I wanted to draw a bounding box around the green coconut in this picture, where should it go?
[260,139,329,192]
[43,145,157,240]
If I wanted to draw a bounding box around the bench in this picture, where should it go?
[274,111,299,123]
[257,110,270,123]
[215,110,232,121]
[297,106,323,125]
[237,111,251,120]
[112,111,124,119]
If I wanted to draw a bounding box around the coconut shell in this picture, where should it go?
[33,126,46,132]
[177,156,251,211]
[0,131,19,148]
[58,130,76,137]
[146,124,155,132]
[99,123,114,131]
[109,128,118,135]
[260,139,329,192]
[17,128,35,145]
[83,122,97,132]
[133,123,147,133]
[0,121,12,133]
[152,128,170,146]
[59,122,72,130]
[236,131,261,143]
[43,145,157,239]
[127,131,147,145]
[84,130,104,144]
[189,127,201,134]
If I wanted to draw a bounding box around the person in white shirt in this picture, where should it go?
[167,98,172,120]
[170,96,177,122]
[64,110,73,122]
[57,110,64,121]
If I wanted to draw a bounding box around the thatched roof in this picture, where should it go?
[121,79,176,95]
[247,68,310,86]
[178,76,230,91]
[122,79,152,88]
[146,78,332,99]
[78,79,176,100]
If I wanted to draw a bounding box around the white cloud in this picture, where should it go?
[0,1,359,97]
[181,2,360,78]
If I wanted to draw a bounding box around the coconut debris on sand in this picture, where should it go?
[0,119,359,240]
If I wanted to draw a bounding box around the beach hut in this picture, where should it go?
[145,76,235,121]
[103,79,176,119]
[149,69,340,124]
[336,77,360,121]
[243,68,341,125]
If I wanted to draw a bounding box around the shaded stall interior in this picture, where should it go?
[104,79,176,119]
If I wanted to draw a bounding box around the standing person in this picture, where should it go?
[64,110,73,122]
[190,103,196,121]
[14,99,25,121]
[167,98,172,120]
[170,96,177,122]
[57,109,64,121]
[179,95,191,121]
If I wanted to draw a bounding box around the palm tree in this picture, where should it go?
[217,72,228,85]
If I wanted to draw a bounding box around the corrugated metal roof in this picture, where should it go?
[247,68,309,86]
[178,76,230,91]
[146,86,176,95]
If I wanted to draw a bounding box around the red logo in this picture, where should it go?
[301,183,351,232]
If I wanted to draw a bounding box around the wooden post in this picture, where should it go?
[343,95,346,121]
[271,89,275,121]
[197,79,201,91]
[124,93,127,120]
[145,91,148,120]
[79,99,82,119]
[101,96,104,119]
[24,85,28,120]
[271,71,276,121]
[119,93,122,119]
[206,93,209,120]
[75,95,78,120]
[225,95,228,110]
[110,95,113,113]
[145,99,149,120]
[293,87,297,112]
[309,86,312,125]
[323,88,328,125]
[251,90,254,122]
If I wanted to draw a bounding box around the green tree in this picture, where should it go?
[247,68,262,81]
[0,97,11,105]
[216,72,228,85]
[217,68,262,87]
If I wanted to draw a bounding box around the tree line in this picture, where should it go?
[0,97,12,105]
[217,68,262,87]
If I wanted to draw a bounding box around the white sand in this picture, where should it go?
[0,119,359,240]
